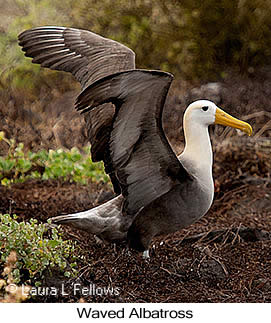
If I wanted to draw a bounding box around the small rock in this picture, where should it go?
[199,259,227,281]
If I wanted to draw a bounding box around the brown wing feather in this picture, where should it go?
[18,26,135,88]
[18,26,136,193]
[76,70,191,214]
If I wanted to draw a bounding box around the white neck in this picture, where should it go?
[178,118,213,187]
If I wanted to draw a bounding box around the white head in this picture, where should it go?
[184,100,217,128]
[184,100,252,135]
[180,99,252,180]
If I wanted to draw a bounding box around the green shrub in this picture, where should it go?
[0,213,78,286]
[0,132,109,186]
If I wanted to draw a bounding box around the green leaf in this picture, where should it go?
[17,159,32,172]
[64,271,71,278]
[0,158,16,172]
[48,240,60,248]
[1,178,11,186]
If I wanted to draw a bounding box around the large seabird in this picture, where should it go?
[18,26,252,258]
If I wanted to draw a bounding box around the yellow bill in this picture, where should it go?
[215,107,252,136]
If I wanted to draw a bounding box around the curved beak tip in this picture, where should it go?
[215,107,253,136]
[244,124,253,136]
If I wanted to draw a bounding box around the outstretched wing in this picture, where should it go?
[18,26,136,193]
[76,70,191,215]
[18,26,135,89]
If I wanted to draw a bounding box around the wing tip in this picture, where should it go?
[18,26,67,44]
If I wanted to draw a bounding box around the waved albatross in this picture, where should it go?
[18,26,252,258]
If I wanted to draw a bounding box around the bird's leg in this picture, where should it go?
[142,249,150,260]
[94,235,104,245]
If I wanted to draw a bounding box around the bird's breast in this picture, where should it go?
[164,179,214,231]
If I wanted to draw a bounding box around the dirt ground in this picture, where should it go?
[1,70,271,303]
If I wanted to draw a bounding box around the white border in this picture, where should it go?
[1,303,270,323]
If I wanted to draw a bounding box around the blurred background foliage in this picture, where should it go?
[1,0,271,97]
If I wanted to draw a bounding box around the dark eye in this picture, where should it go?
[202,106,209,111]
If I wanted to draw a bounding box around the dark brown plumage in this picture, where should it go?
[18,26,135,89]
[75,69,191,215]
[19,26,135,193]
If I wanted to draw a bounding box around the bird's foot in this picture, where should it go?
[142,249,150,260]
[94,235,105,245]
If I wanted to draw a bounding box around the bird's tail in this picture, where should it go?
[51,209,105,233]
[51,195,129,241]
[51,213,86,227]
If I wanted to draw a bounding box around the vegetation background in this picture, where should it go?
[1,0,271,92]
